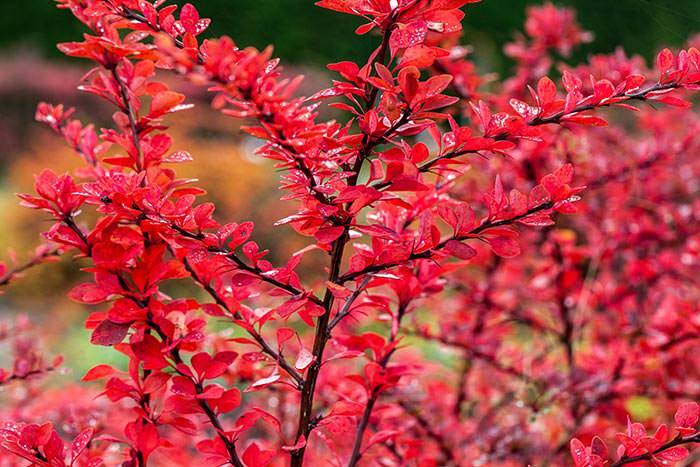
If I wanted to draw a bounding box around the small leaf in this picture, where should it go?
[443,240,477,260]
[70,427,94,464]
[295,348,315,371]
[82,364,117,382]
[91,320,130,346]
[487,236,521,258]
[675,402,700,428]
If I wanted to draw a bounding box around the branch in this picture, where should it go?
[338,201,555,284]
[289,17,399,466]
[531,81,681,126]
[61,220,244,467]
[0,367,57,387]
[149,316,244,467]
[409,329,536,383]
[327,275,372,332]
[393,82,690,181]
[398,400,456,464]
[179,253,304,387]
[110,66,143,171]
[610,433,700,467]
[0,247,62,287]
[290,231,347,466]
[120,7,336,211]
[347,302,408,467]
[167,222,323,306]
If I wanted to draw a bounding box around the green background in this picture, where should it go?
[3,0,698,70]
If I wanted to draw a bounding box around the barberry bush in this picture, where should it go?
[1,0,699,465]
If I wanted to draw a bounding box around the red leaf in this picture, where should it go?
[366,429,400,448]
[675,402,700,428]
[487,236,521,258]
[242,442,275,467]
[314,226,345,244]
[390,20,428,53]
[564,115,608,127]
[90,320,130,346]
[657,48,674,76]
[591,436,608,459]
[82,364,117,381]
[215,388,242,413]
[570,438,587,467]
[162,151,193,163]
[537,77,557,104]
[656,95,691,108]
[150,91,186,117]
[246,373,281,392]
[443,240,477,260]
[658,446,689,462]
[69,283,111,304]
[70,428,94,463]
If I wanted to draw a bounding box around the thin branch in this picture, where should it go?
[110,66,143,171]
[289,17,399,466]
[328,275,372,332]
[61,219,244,467]
[610,433,700,467]
[383,82,687,183]
[0,247,62,287]
[409,330,537,383]
[398,400,456,465]
[179,253,304,387]
[338,201,555,284]
[347,303,408,467]
[0,367,57,386]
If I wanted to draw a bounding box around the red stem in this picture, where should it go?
[338,201,555,284]
[289,20,398,467]
[610,434,700,466]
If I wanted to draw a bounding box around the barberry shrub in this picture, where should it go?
[1,0,699,466]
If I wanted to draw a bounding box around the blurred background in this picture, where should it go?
[0,0,698,376]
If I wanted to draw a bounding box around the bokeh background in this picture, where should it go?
[0,0,698,377]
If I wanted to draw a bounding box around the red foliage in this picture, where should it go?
[1,1,700,466]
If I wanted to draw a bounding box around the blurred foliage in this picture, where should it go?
[625,395,658,421]
[2,1,699,72]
